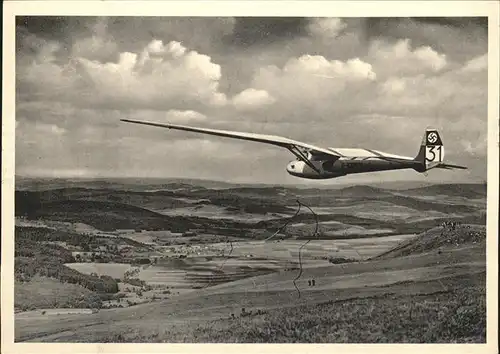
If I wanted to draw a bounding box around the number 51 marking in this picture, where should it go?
[426,145,443,162]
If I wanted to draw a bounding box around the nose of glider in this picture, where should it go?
[286,160,305,175]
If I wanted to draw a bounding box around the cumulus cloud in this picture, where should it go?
[283,55,376,80]
[75,39,228,108]
[369,39,447,77]
[372,51,486,117]
[126,109,207,123]
[166,110,207,122]
[231,88,276,111]
[17,40,77,100]
[71,18,117,62]
[72,35,117,62]
[461,53,487,73]
[379,77,406,94]
[17,38,229,111]
[307,18,347,38]
[251,54,376,113]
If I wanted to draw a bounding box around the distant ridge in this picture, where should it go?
[403,183,487,198]
[15,175,483,193]
[334,185,394,198]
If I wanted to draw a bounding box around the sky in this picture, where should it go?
[15,16,488,185]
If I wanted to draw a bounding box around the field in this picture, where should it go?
[13,178,487,342]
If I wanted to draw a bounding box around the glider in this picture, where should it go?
[121,119,467,180]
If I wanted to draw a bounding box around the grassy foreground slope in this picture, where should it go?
[106,276,484,343]
[144,222,485,343]
[16,221,487,343]
[373,223,486,259]
[148,223,485,343]
[15,276,95,311]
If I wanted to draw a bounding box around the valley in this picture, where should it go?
[13,179,487,343]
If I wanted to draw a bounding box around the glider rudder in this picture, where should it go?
[414,128,445,172]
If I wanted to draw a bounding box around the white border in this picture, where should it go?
[2,1,499,353]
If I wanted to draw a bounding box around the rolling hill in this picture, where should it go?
[372,223,486,260]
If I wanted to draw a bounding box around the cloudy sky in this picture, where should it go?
[15,16,488,185]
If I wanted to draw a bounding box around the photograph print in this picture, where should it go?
[10,13,493,345]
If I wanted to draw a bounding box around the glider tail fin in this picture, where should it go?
[414,128,445,172]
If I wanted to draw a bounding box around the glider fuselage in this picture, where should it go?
[286,148,421,179]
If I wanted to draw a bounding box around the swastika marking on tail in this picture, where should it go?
[427,132,438,144]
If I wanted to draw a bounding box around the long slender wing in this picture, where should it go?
[120,119,340,159]
[435,163,468,170]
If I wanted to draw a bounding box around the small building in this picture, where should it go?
[72,251,104,262]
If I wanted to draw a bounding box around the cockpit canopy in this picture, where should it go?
[296,150,337,161]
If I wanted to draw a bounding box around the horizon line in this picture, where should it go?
[14,174,486,186]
